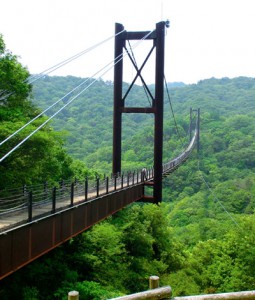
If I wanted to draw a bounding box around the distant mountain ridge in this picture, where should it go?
[32,75,255,173]
[166,82,186,88]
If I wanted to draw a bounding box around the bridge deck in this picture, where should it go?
[0,128,198,280]
[0,184,144,280]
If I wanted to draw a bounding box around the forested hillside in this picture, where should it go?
[31,75,255,176]
[0,37,93,191]
[1,31,255,299]
[32,77,161,172]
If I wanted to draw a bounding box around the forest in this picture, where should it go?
[0,33,255,299]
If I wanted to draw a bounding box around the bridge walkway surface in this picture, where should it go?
[0,129,197,280]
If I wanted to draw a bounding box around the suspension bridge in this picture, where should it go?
[0,21,199,280]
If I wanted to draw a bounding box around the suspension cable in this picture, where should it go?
[0,57,117,160]
[0,30,125,103]
[27,30,125,84]
[164,75,186,147]
[0,29,154,163]
[0,30,126,147]
[0,79,86,147]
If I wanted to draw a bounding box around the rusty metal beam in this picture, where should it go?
[0,185,144,280]
[125,31,156,40]
[153,21,165,203]
[113,23,125,174]
[121,107,155,113]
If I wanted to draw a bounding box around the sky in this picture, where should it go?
[1,0,255,84]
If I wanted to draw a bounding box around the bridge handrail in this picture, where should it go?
[163,128,197,174]
[0,128,198,229]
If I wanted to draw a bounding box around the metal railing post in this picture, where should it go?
[28,191,32,222]
[70,183,74,207]
[114,176,117,190]
[52,187,56,213]
[96,177,99,197]
[106,177,109,194]
[85,177,88,201]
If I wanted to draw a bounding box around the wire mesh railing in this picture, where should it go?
[0,170,151,231]
[0,128,198,231]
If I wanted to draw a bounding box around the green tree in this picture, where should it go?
[0,34,78,190]
[78,222,128,292]
[0,34,31,108]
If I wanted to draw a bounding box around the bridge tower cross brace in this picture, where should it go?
[112,22,166,203]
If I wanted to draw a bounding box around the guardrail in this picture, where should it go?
[0,170,152,232]
[67,276,255,300]
[0,128,198,232]
[173,291,255,300]
[108,289,255,300]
